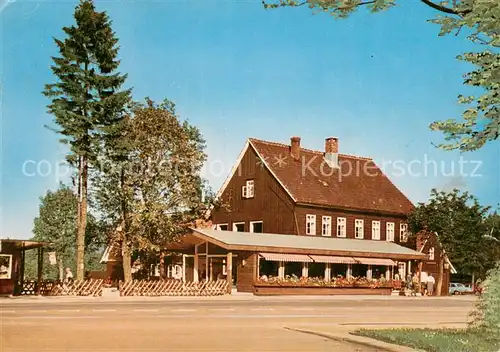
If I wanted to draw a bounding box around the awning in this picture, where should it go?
[309,255,357,264]
[354,257,396,266]
[259,252,313,263]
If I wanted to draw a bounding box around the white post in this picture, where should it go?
[367,265,372,280]
[385,266,390,280]
[278,261,285,278]
[408,261,412,275]
[205,242,209,281]
[325,263,331,282]
[302,262,308,278]
[182,254,186,282]
[347,264,352,279]
[194,244,199,283]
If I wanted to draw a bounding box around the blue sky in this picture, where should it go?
[1,0,499,239]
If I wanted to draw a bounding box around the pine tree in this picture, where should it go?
[43,0,131,280]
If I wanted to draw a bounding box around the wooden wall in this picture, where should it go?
[0,244,22,295]
[295,205,408,244]
[236,252,257,293]
[211,146,296,235]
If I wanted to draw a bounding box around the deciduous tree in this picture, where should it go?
[94,98,215,281]
[26,184,105,280]
[407,188,491,295]
[263,0,500,151]
[43,0,131,279]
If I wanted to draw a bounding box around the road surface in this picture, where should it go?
[1,296,475,351]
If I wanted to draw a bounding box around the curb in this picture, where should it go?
[285,327,420,352]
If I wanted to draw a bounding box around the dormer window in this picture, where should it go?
[242,180,254,198]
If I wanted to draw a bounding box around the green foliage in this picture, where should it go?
[94,98,216,253]
[263,0,500,151]
[43,0,131,163]
[26,184,105,280]
[353,328,500,352]
[470,262,500,335]
[407,189,492,276]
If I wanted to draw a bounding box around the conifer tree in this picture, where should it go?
[43,0,131,280]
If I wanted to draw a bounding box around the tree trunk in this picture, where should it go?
[58,258,64,282]
[436,254,445,296]
[122,238,132,281]
[119,167,132,282]
[76,156,88,280]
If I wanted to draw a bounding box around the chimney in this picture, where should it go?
[325,137,338,154]
[324,137,339,168]
[290,136,301,160]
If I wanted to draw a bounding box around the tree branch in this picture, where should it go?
[420,0,471,15]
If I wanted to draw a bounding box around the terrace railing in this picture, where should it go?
[17,279,229,297]
[119,279,229,296]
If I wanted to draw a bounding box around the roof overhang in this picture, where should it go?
[165,228,426,261]
[0,239,51,251]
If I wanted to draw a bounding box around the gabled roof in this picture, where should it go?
[217,138,414,215]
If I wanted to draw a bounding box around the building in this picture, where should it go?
[0,239,49,296]
[197,136,428,294]
[101,136,450,295]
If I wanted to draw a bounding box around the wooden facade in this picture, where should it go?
[0,239,48,296]
[211,144,410,244]
[212,146,296,235]
[209,137,450,295]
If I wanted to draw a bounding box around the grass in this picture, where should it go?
[352,328,500,352]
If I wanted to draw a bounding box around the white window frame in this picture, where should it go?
[250,221,263,233]
[372,221,381,240]
[386,222,395,242]
[306,214,316,235]
[216,223,228,231]
[242,180,254,198]
[355,219,364,239]
[400,223,408,242]
[232,222,245,232]
[337,217,346,238]
[321,216,332,236]
[429,247,435,261]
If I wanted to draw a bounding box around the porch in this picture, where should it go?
[164,228,427,296]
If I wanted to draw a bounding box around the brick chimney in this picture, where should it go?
[325,137,338,154]
[290,136,301,160]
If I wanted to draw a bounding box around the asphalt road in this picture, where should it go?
[1,296,475,352]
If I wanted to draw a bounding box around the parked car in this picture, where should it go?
[449,282,473,295]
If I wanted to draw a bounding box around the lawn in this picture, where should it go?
[352,328,500,352]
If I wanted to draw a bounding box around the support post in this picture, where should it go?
[367,265,372,280]
[193,244,199,283]
[417,260,423,295]
[209,257,213,281]
[226,252,232,294]
[302,262,308,278]
[182,254,186,283]
[385,266,390,280]
[347,264,352,279]
[324,263,331,282]
[36,247,43,296]
[205,242,209,281]
[278,261,285,278]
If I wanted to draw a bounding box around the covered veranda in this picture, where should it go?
[0,239,51,296]
[164,228,427,295]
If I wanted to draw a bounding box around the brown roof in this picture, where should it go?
[248,138,414,215]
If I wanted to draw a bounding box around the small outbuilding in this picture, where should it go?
[0,239,50,296]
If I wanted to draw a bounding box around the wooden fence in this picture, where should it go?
[119,279,229,296]
[18,279,105,296]
[17,279,229,297]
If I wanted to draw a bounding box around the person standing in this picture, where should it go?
[427,273,435,296]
